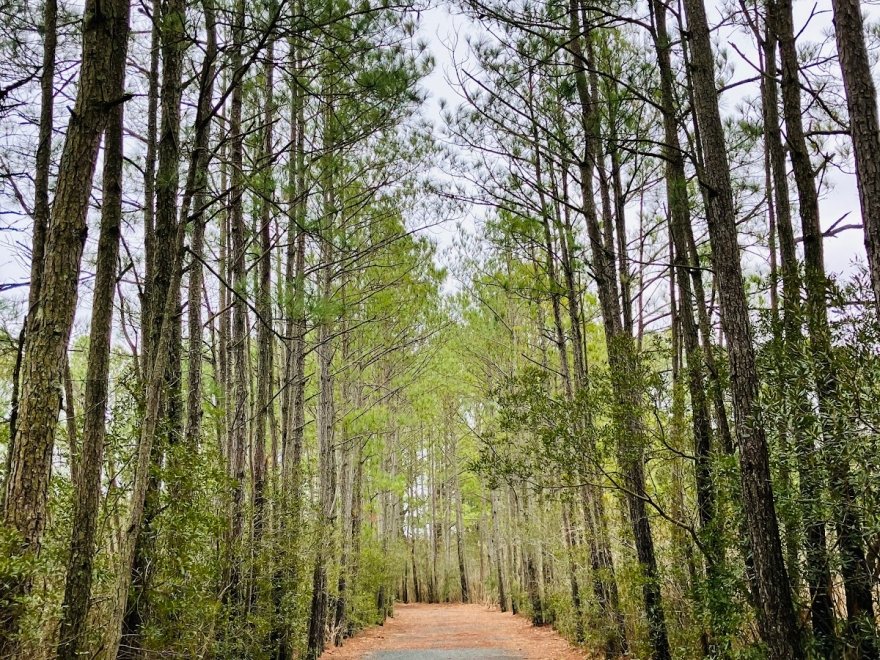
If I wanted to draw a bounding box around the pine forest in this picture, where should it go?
[2,0,880,657]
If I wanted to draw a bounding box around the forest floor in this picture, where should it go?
[321,603,589,659]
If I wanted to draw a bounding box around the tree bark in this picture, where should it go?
[569,4,671,658]
[650,0,732,648]
[252,26,276,603]
[56,41,128,658]
[306,96,339,658]
[119,1,187,652]
[761,3,837,649]
[776,0,879,650]
[454,434,470,603]
[0,0,130,652]
[7,0,58,462]
[680,0,802,654]
[225,0,248,615]
[830,0,880,314]
[105,217,189,660]
[271,24,308,654]
[182,0,219,454]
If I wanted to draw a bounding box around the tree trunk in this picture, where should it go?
[56,49,128,658]
[552,162,626,653]
[454,435,469,603]
[182,0,218,454]
[776,0,879,650]
[252,27,277,606]
[490,490,507,612]
[650,0,731,648]
[226,0,248,616]
[271,26,308,652]
[561,503,585,643]
[0,0,130,652]
[680,0,802,654]
[761,4,837,649]
[119,1,187,652]
[306,104,338,656]
[569,4,671,657]
[333,338,354,644]
[831,0,880,314]
[345,437,365,638]
[7,0,57,461]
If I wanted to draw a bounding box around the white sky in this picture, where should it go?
[414,0,870,280]
[0,0,872,325]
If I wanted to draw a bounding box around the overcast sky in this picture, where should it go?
[0,0,872,324]
[415,0,870,280]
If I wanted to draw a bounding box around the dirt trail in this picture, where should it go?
[321,603,588,659]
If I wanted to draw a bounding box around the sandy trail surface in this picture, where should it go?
[321,603,588,659]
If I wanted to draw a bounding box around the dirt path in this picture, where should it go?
[321,603,588,659]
